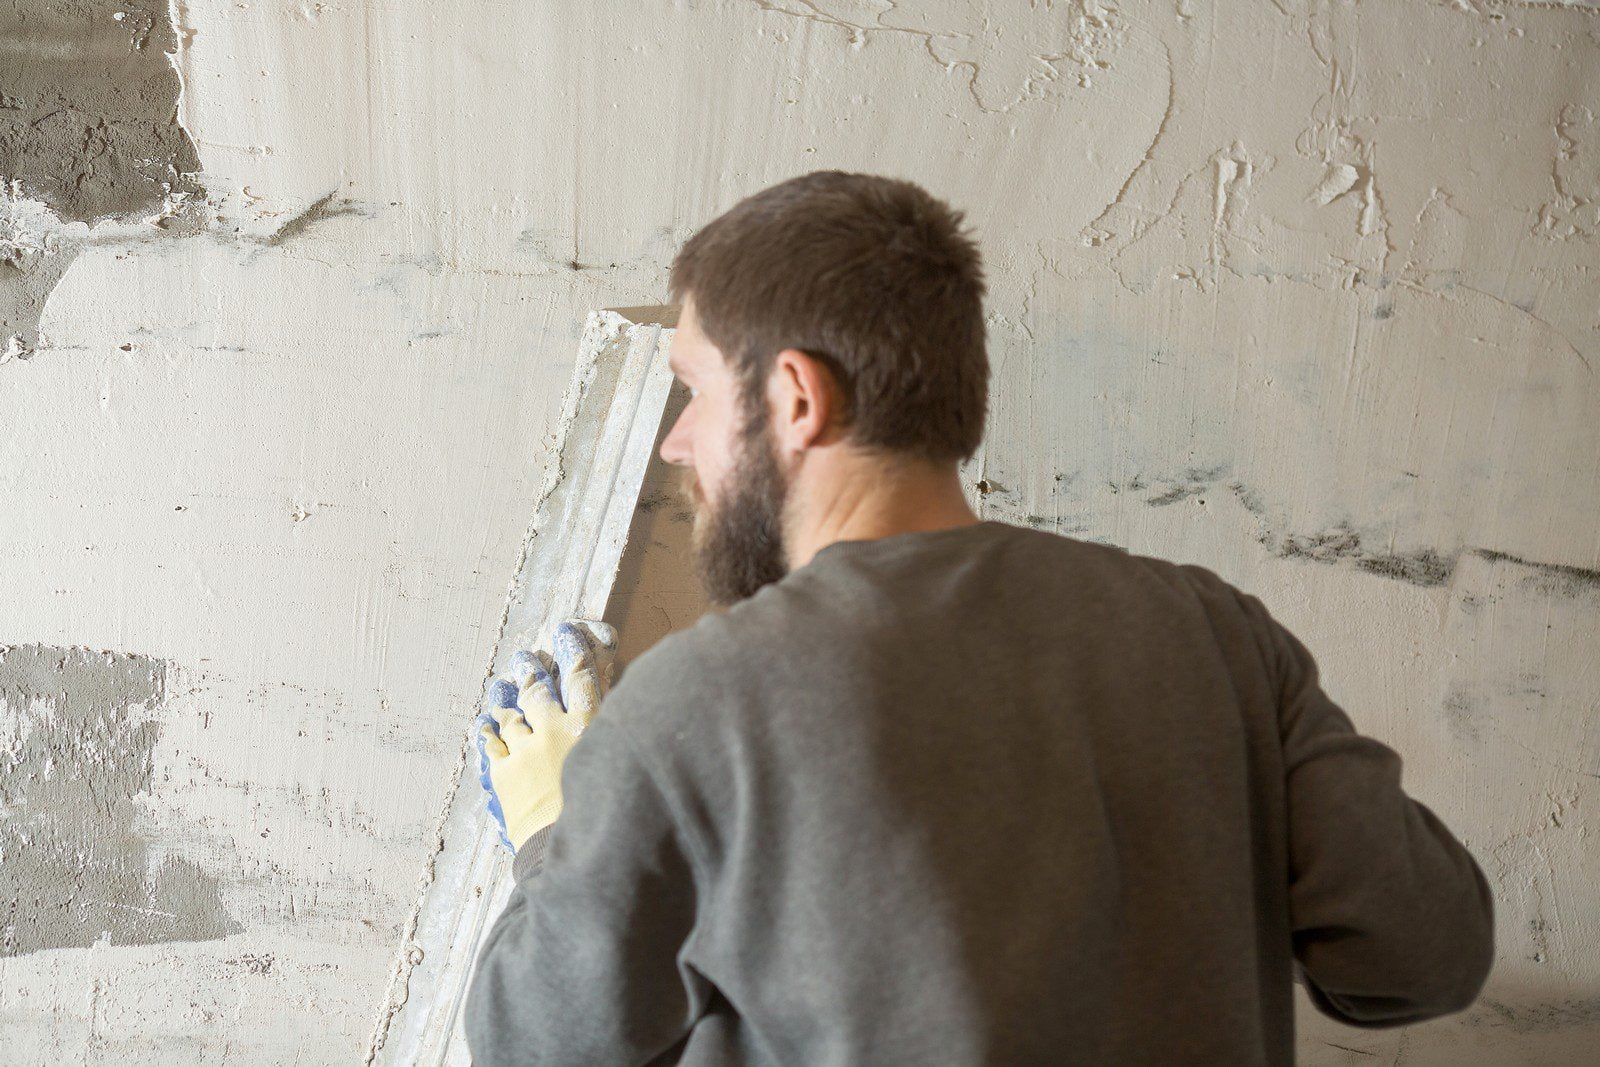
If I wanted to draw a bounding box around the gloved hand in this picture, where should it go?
[475,619,618,852]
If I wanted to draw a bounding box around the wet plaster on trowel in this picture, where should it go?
[0,0,200,361]
[0,644,237,956]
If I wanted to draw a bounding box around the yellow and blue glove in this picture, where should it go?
[475,619,618,853]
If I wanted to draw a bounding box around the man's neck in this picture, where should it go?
[784,449,982,571]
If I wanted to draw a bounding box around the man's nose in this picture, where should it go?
[659,415,692,466]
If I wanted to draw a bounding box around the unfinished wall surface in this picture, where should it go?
[0,1,1595,1063]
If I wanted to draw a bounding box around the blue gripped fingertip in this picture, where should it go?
[509,649,537,685]
[488,678,519,709]
[530,663,558,698]
[552,621,593,674]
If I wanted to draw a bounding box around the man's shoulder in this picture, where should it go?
[596,567,852,742]
[995,523,1237,593]
[597,525,1260,728]
[995,525,1271,632]
[598,607,755,731]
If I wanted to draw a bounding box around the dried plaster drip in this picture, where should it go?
[1309,163,1361,206]
[1538,104,1600,239]
[0,644,238,956]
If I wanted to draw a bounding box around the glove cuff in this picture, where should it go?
[507,793,562,854]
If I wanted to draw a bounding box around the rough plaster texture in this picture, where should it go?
[0,0,201,360]
[0,1,1596,1063]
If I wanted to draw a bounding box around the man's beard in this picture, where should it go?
[683,409,791,606]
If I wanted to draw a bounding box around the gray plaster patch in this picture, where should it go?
[0,1,200,222]
[0,643,238,956]
[0,0,201,359]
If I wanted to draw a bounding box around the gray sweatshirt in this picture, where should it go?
[465,520,1494,1065]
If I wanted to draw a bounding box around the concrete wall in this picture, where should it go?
[1,1,1595,1062]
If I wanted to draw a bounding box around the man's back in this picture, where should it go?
[466,520,1494,1065]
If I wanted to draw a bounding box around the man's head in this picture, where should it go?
[661,171,988,604]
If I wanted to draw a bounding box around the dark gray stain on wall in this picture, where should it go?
[1470,547,1600,599]
[1472,994,1600,1035]
[1112,467,1459,588]
[0,644,238,956]
[1143,464,1229,507]
[1034,466,1598,595]
[0,0,201,358]
[1265,522,1457,587]
[1441,685,1483,746]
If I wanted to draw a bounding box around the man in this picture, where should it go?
[466,171,1495,1064]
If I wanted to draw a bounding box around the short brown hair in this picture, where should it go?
[668,171,988,462]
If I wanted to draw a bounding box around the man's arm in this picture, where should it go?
[1234,587,1496,1027]
[465,713,710,1063]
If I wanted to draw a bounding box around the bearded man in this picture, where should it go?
[465,171,1494,1065]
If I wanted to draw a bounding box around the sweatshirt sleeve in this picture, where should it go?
[1236,587,1496,1028]
[464,714,710,1065]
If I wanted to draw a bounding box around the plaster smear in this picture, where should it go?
[0,644,237,955]
[0,0,199,359]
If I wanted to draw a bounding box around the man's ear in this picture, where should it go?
[767,348,845,456]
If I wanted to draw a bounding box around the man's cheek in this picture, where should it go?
[680,471,712,533]
[694,462,722,505]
